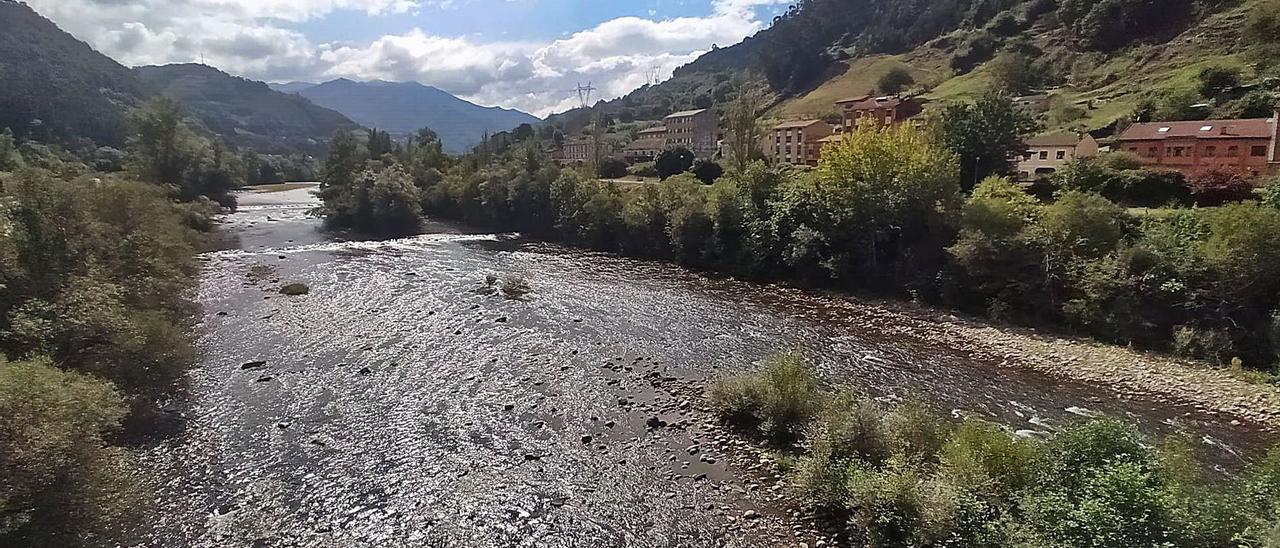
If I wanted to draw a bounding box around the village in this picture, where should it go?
[550,92,1280,185]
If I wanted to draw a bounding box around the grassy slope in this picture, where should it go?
[772,1,1262,134]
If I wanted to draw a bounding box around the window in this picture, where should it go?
[1056,150,1066,160]
[1252,145,1268,157]
[1038,151,1048,160]
[1129,147,1139,153]
[1023,152,1033,161]
[1228,146,1239,157]
[1205,146,1216,157]
[1173,147,1184,157]
[1148,147,1158,156]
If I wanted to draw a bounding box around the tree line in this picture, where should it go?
[318,91,1280,374]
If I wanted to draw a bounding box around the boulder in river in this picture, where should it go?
[279,283,310,296]
[240,360,268,370]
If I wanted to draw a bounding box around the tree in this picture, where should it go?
[878,67,915,96]
[777,124,961,281]
[988,51,1037,95]
[511,123,535,142]
[597,157,628,179]
[1197,66,1241,98]
[1189,168,1254,207]
[655,147,695,180]
[723,82,766,174]
[0,128,23,172]
[942,92,1040,190]
[366,128,394,157]
[692,159,724,184]
[127,98,202,189]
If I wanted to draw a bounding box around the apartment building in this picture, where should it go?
[765,120,834,166]
[1016,132,1100,181]
[1115,106,1280,179]
[664,108,718,157]
[835,95,925,132]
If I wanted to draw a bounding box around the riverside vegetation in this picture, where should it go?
[710,353,1280,548]
[0,99,247,546]
[318,92,1280,378]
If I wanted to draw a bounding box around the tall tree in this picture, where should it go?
[723,82,766,174]
[942,92,1039,190]
[127,98,202,189]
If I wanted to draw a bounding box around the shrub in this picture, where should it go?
[1171,325,1236,363]
[1261,177,1280,210]
[1189,168,1254,207]
[655,147,695,179]
[878,67,915,95]
[709,352,818,444]
[691,159,723,184]
[627,161,658,178]
[0,356,133,544]
[1197,65,1242,98]
[597,157,628,179]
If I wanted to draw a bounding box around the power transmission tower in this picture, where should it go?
[568,82,595,109]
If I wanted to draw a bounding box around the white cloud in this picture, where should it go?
[24,0,785,116]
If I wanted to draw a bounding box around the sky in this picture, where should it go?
[25,0,790,117]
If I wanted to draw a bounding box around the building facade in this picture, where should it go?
[835,95,925,132]
[664,108,718,157]
[1016,132,1100,181]
[765,120,834,166]
[555,137,608,164]
[1115,108,1280,179]
[623,126,668,163]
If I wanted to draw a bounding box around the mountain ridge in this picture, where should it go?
[135,63,360,155]
[290,78,541,154]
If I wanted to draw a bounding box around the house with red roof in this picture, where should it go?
[1115,103,1280,179]
[834,95,925,133]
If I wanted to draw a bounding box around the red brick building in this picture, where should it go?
[835,95,925,132]
[1115,106,1280,179]
[765,120,834,166]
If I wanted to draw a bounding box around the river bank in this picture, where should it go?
[846,298,1280,430]
[111,186,1276,546]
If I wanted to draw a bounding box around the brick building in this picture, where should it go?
[1115,106,1280,179]
[765,120,834,166]
[835,95,925,132]
[664,108,718,157]
[623,126,668,163]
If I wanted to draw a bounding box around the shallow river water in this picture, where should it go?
[117,186,1275,547]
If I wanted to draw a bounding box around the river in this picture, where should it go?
[114,185,1276,547]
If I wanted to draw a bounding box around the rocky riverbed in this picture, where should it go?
[108,185,1278,547]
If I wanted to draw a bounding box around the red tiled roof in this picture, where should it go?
[1026,132,1084,147]
[772,119,824,130]
[835,95,914,109]
[1118,118,1275,141]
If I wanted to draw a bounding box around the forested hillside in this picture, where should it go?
[0,2,360,156]
[0,0,146,147]
[549,0,1277,134]
[135,64,359,155]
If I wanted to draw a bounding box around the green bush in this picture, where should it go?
[709,352,818,444]
[0,356,134,545]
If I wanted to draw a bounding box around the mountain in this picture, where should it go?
[294,79,541,153]
[548,0,1275,138]
[0,0,147,146]
[271,82,319,95]
[135,64,358,154]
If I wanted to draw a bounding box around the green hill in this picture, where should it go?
[549,0,1278,137]
[0,0,146,147]
[134,64,360,155]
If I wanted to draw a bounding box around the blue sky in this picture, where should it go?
[27,0,788,116]
[293,1,724,43]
